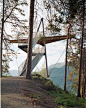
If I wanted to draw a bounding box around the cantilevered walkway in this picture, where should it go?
[9,19,75,77]
[10,35,75,46]
[9,34,75,76]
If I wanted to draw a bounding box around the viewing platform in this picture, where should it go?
[9,35,75,45]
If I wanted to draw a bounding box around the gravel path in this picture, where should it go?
[1,76,42,108]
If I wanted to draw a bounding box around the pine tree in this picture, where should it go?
[26,0,35,79]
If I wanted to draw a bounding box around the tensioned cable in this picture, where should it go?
[40,18,66,77]
[49,48,65,76]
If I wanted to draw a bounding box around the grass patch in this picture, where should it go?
[2,75,12,77]
[32,94,40,100]
[25,93,40,100]
[31,73,47,82]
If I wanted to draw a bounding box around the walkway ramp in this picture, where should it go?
[19,51,45,76]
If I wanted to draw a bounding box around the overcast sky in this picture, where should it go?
[7,0,66,75]
[9,41,66,70]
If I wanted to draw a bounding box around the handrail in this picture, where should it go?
[18,18,46,76]
[18,52,44,76]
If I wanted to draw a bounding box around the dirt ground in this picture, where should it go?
[1,76,59,108]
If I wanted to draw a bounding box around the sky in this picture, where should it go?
[4,0,67,75]
[9,40,66,69]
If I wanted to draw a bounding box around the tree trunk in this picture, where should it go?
[26,0,35,79]
[81,60,84,98]
[64,25,70,91]
[1,0,4,77]
[77,0,85,97]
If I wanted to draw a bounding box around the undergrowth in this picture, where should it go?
[31,74,86,107]
[45,80,86,107]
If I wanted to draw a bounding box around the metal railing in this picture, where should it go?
[18,52,44,76]
[32,46,45,54]
[18,18,46,76]
[18,59,27,76]
[18,45,45,76]
[31,53,44,71]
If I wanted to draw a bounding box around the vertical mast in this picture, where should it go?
[42,18,48,77]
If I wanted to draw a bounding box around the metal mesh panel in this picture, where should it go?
[18,19,46,76]
[18,59,26,76]
[18,53,44,76]
[32,46,45,54]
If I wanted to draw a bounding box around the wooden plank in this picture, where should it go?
[10,39,27,43]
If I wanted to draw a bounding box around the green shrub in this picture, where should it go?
[39,76,45,81]
[44,80,56,91]
[54,95,78,107]
[47,86,86,107]
[78,97,85,103]
[77,98,86,107]
[83,103,86,108]
[31,73,86,107]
